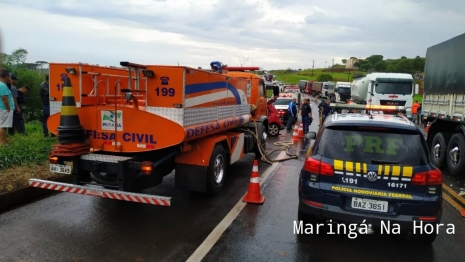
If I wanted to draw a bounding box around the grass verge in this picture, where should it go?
[0,121,64,195]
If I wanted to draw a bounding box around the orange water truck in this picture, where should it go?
[29,61,275,206]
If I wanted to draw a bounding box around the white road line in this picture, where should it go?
[186,151,287,262]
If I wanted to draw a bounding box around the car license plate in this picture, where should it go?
[351,197,388,212]
[50,163,72,174]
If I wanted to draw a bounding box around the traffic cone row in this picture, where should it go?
[242,160,265,204]
[291,123,300,141]
[298,122,305,138]
[425,122,430,133]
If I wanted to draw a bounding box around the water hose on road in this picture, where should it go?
[239,121,299,165]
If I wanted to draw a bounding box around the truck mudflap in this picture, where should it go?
[28,179,171,206]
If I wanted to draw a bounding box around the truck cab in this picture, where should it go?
[351,73,416,118]
[335,82,352,102]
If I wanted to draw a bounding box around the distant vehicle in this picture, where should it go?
[351,73,415,118]
[284,85,300,93]
[307,82,323,97]
[273,92,301,124]
[298,80,308,93]
[322,81,336,100]
[422,32,465,176]
[335,82,352,102]
[299,103,443,243]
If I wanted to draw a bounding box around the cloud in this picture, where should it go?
[0,0,464,69]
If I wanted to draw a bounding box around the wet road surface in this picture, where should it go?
[1,98,465,262]
[0,129,293,262]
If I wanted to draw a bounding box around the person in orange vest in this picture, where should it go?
[411,101,420,124]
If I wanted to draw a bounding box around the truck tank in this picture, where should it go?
[351,76,369,102]
[47,63,252,153]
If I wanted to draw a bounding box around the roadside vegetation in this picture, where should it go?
[0,122,61,194]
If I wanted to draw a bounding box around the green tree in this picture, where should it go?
[412,56,425,71]
[374,60,387,72]
[0,48,43,121]
[317,74,333,82]
[341,59,347,65]
[366,55,383,66]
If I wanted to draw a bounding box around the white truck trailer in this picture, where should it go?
[351,72,415,118]
[422,32,465,176]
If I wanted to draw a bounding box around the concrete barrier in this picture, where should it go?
[0,175,73,213]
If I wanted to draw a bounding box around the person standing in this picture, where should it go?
[40,74,54,137]
[8,74,25,135]
[300,98,312,134]
[321,98,332,124]
[411,100,420,125]
[286,98,298,132]
[0,68,14,145]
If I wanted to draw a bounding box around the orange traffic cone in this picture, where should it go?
[461,209,465,218]
[292,123,300,141]
[425,122,430,132]
[242,160,265,204]
[298,122,305,138]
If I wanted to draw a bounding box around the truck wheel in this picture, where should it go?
[430,132,451,168]
[206,144,226,195]
[268,123,280,137]
[446,133,465,176]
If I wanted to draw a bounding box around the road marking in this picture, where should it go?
[186,151,286,262]
[442,183,465,206]
[443,193,465,214]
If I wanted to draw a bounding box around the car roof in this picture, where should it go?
[325,113,419,131]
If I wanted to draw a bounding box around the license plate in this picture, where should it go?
[351,197,388,212]
[50,163,72,174]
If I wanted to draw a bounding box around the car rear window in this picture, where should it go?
[274,99,292,105]
[317,128,428,166]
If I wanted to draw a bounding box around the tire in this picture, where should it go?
[446,133,465,176]
[430,132,451,168]
[268,123,280,137]
[206,144,227,195]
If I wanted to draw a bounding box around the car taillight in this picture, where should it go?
[303,157,334,176]
[411,168,442,186]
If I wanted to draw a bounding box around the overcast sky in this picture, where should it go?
[1,0,464,70]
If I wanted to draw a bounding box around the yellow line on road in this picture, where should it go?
[443,193,464,213]
[442,183,465,206]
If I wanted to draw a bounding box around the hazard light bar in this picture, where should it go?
[222,66,260,71]
[29,179,171,206]
[329,103,405,111]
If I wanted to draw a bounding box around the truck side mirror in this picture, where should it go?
[414,84,419,95]
[335,88,338,92]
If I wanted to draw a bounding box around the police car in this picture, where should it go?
[298,103,443,243]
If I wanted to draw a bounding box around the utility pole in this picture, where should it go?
[331,59,334,74]
[325,61,327,69]
[312,60,315,76]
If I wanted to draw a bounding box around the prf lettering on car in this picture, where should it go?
[343,135,403,155]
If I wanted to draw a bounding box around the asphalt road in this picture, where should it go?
[0,125,295,262]
[1,98,464,262]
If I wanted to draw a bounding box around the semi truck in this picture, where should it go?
[335,81,351,102]
[422,32,465,176]
[350,73,415,117]
[321,81,336,100]
[29,61,271,206]
[306,81,323,97]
